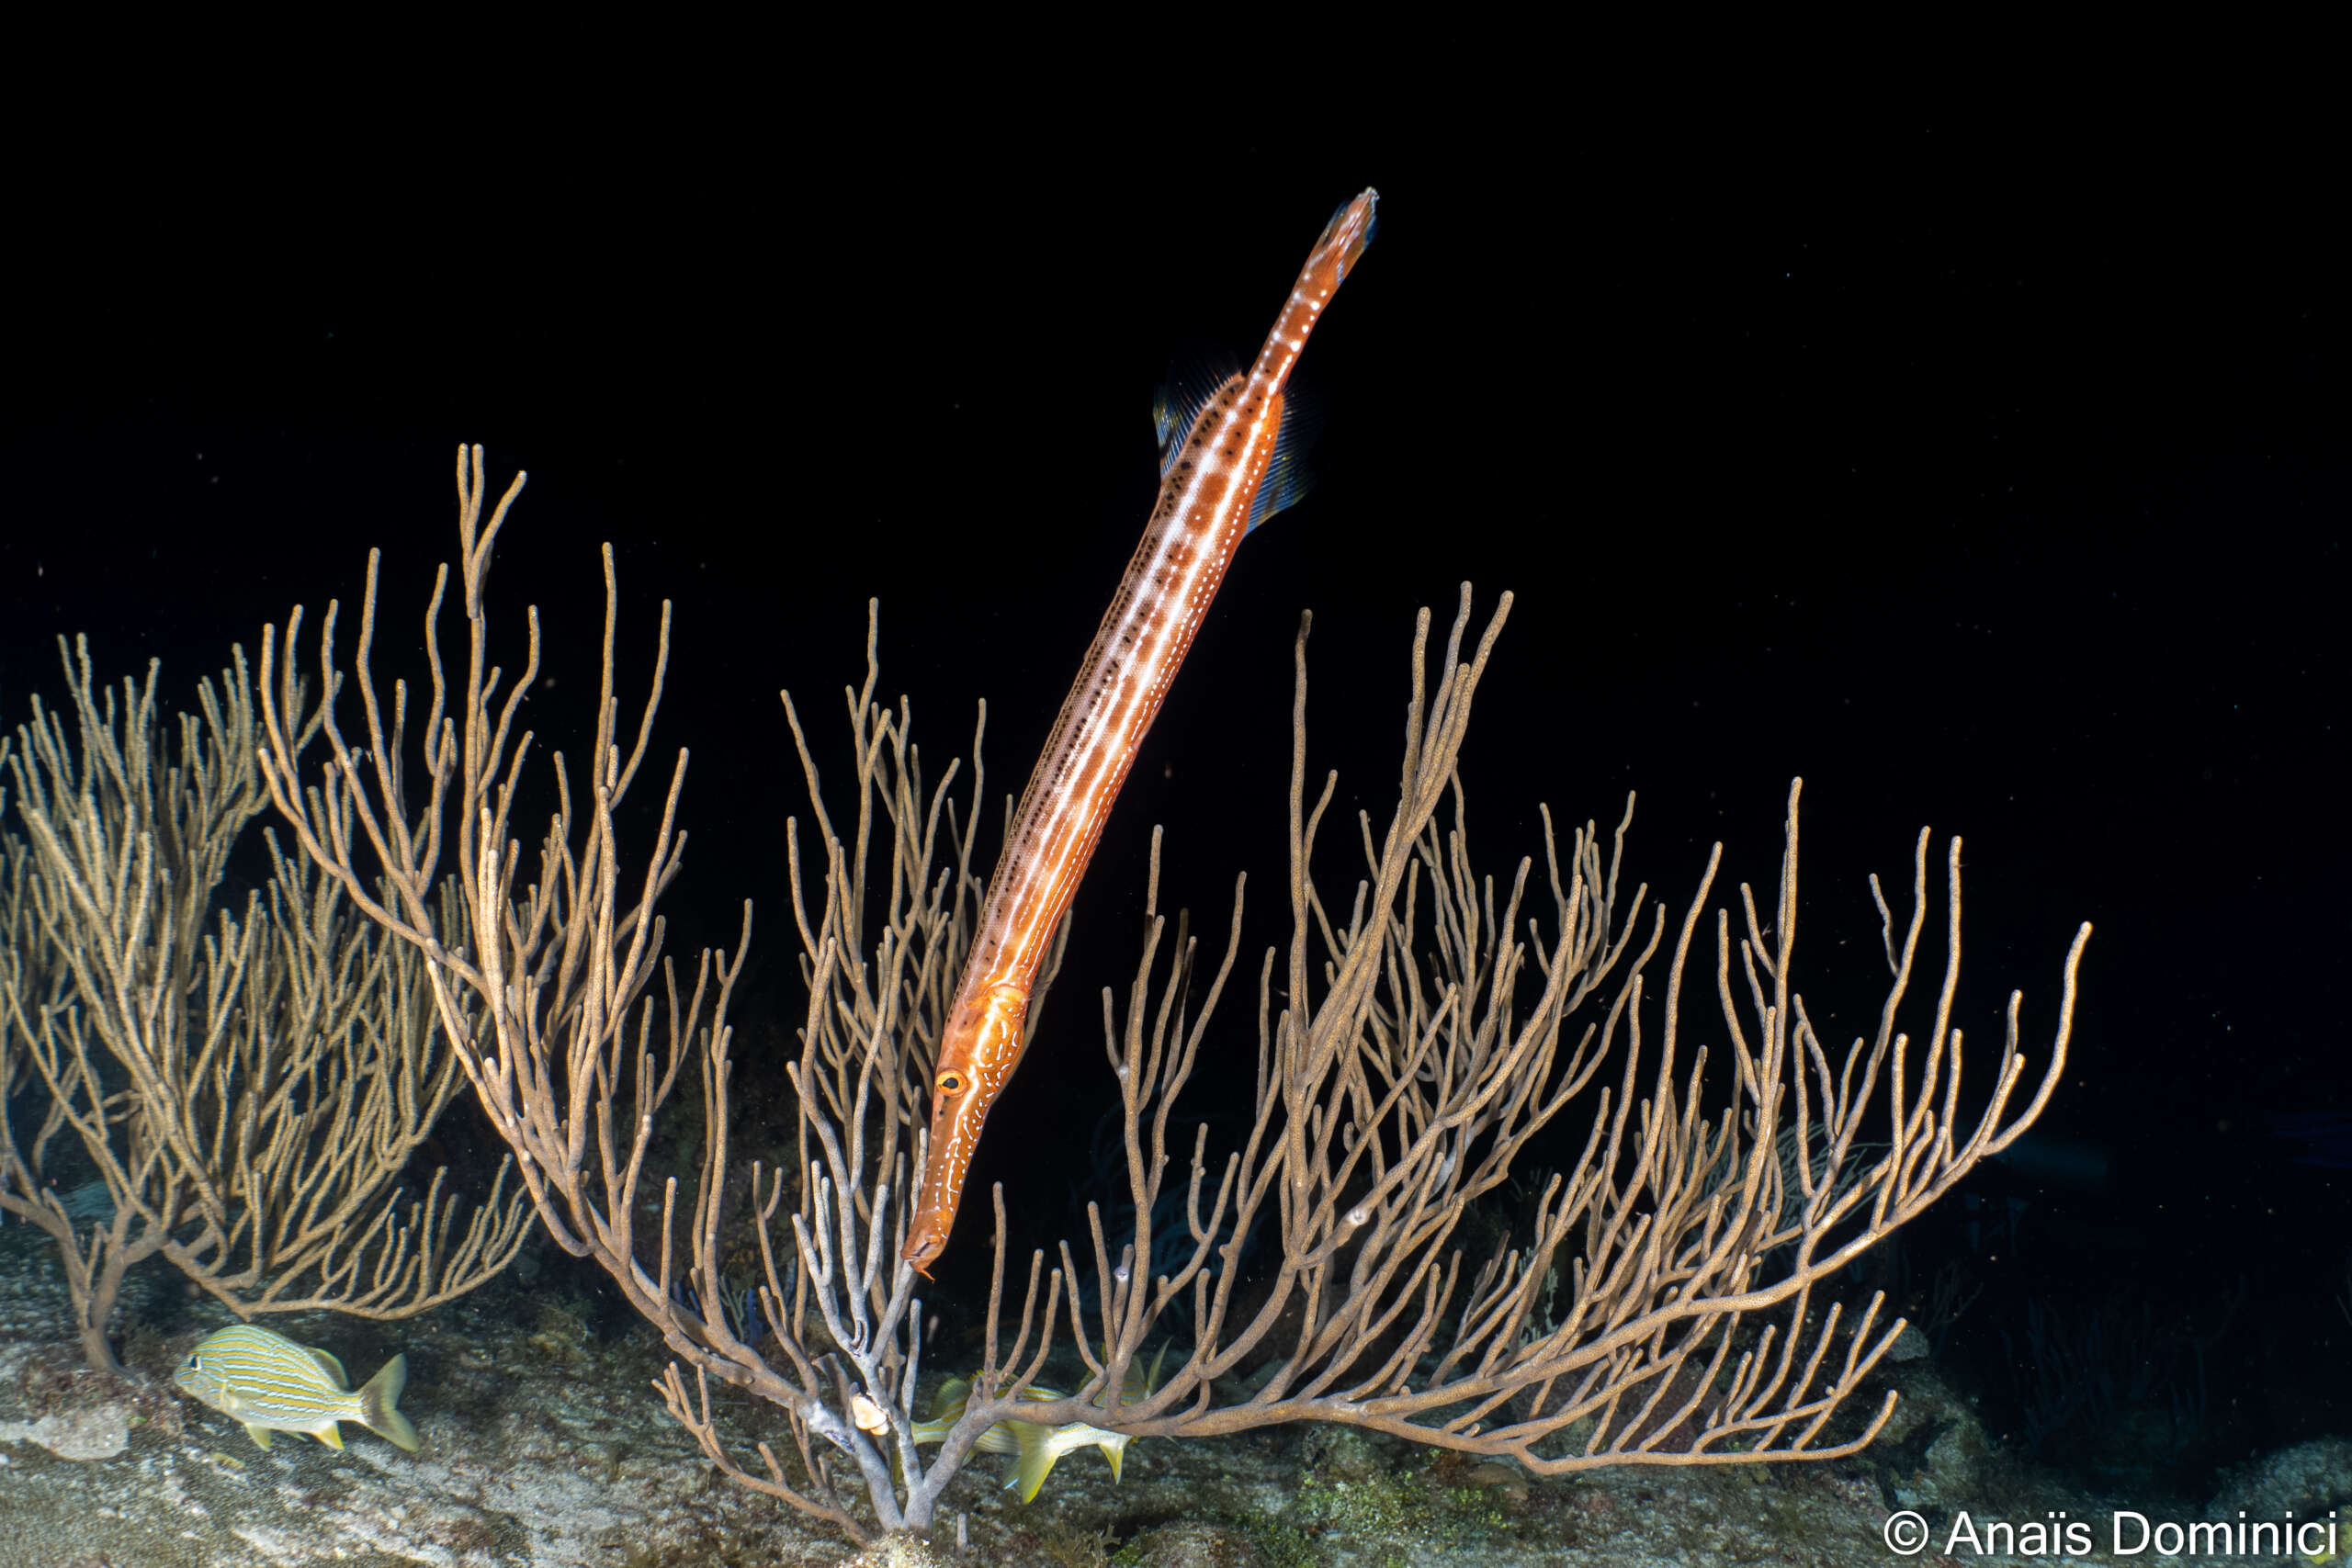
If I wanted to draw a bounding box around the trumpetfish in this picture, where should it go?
[902,188,1379,1275]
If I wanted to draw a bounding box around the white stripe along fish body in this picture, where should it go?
[174,1324,419,1453]
[902,187,1380,1275]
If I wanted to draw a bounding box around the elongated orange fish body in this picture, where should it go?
[902,189,1379,1275]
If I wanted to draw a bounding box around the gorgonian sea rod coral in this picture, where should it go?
[254,446,2086,1544]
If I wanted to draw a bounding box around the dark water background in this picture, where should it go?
[4,103,2344,1505]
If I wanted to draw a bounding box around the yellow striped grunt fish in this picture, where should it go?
[914,1346,1166,1502]
[173,1324,419,1453]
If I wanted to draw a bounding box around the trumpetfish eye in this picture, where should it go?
[937,1072,964,1095]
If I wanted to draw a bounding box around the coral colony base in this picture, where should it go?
[7,1210,2352,1568]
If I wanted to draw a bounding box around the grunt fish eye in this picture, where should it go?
[936,1072,963,1094]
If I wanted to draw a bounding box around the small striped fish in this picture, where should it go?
[173,1325,419,1453]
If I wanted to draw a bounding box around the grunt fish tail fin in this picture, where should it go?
[1007,1418,1069,1504]
[358,1352,419,1452]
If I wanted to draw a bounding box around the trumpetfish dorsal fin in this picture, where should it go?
[1153,344,1243,478]
[1156,351,1321,532]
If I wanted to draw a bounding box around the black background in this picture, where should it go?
[5,102,2343,1483]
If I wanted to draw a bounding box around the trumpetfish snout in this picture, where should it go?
[902,188,1380,1279]
[903,982,1027,1273]
[1308,188,1379,284]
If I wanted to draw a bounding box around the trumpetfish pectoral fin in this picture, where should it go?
[1244,384,1319,535]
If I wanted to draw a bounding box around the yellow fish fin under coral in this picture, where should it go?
[1098,1427,1133,1484]
[911,1376,1019,1454]
[929,1378,970,1419]
[1008,1416,1090,1504]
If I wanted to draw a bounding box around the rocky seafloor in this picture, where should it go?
[3,1221,2345,1568]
